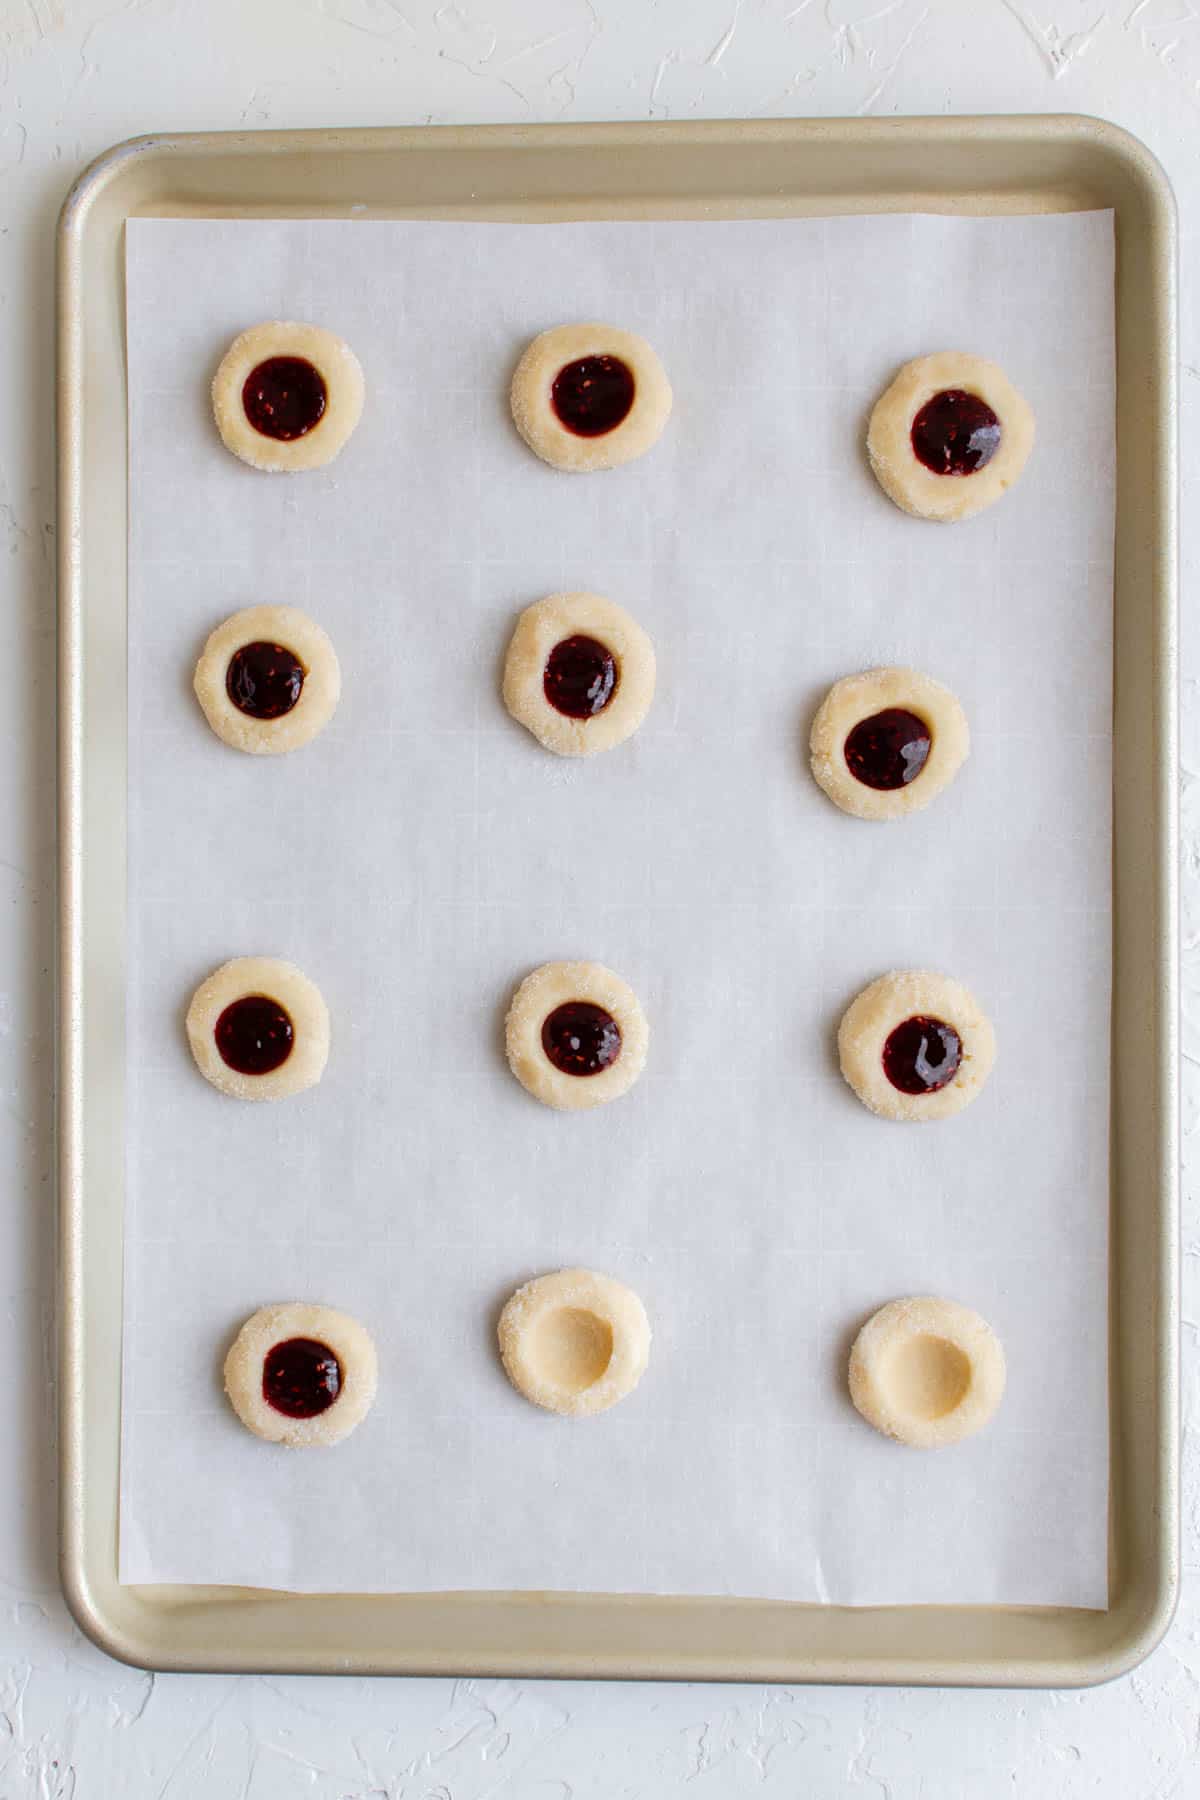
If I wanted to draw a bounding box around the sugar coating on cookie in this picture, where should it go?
[837,969,995,1122]
[498,1268,651,1416]
[504,960,649,1111]
[212,322,364,472]
[186,956,329,1102]
[502,592,656,757]
[224,1301,378,1447]
[849,1295,1006,1448]
[810,666,969,821]
[510,323,672,472]
[193,604,341,755]
[867,351,1034,523]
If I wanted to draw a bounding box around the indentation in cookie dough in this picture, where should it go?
[502,592,655,758]
[510,323,672,472]
[186,956,329,1101]
[224,1301,378,1447]
[497,1268,650,1416]
[194,604,341,755]
[505,960,649,1110]
[848,1296,1005,1448]
[837,969,995,1122]
[531,1306,615,1394]
[810,667,969,821]
[866,351,1034,522]
[884,1333,971,1421]
[212,322,364,472]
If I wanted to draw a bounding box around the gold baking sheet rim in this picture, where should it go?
[56,116,1179,1684]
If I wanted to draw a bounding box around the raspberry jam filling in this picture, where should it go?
[226,641,305,720]
[214,994,295,1076]
[843,708,931,791]
[551,355,635,437]
[543,635,618,719]
[882,1015,962,1096]
[262,1337,342,1418]
[910,389,1000,476]
[242,355,327,441]
[541,1001,623,1076]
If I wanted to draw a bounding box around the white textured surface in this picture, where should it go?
[121,210,1114,1606]
[2,0,1197,1789]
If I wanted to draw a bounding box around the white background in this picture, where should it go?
[122,211,1112,1606]
[2,0,1198,1793]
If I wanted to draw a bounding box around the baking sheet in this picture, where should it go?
[120,211,1113,1606]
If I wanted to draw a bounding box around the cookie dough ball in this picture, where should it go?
[867,352,1034,522]
[193,604,341,755]
[498,1268,651,1417]
[838,970,995,1123]
[848,1296,1006,1448]
[510,323,672,472]
[810,667,969,821]
[224,1302,378,1447]
[505,961,649,1111]
[502,592,656,757]
[186,957,329,1102]
[212,322,364,472]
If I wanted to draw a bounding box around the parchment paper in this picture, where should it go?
[121,212,1113,1605]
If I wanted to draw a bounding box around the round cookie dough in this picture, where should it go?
[193,604,341,755]
[510,323,672,472]
[837,970,995,1123]
[809,666,969,821]
[224,1301,378,1447]
[867,352,1034,523]
[211,322,365,472]
[498,1268,651,1417]
[848,1296,1006,1448]
[505,960,649,1111]
[502,592,656,757]
[186,956,330,1102]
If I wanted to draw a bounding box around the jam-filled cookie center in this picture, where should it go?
[882,1014,962,1096]
[843,707,932,791]
[543,634,618,719]
[910,389,1000,476]
[242,355,328,442]
[551,355,636,438]
[262,1336,342,1418]
[541,1001,623,1077]
[226,641,306,720]
[214,994,295,1076]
